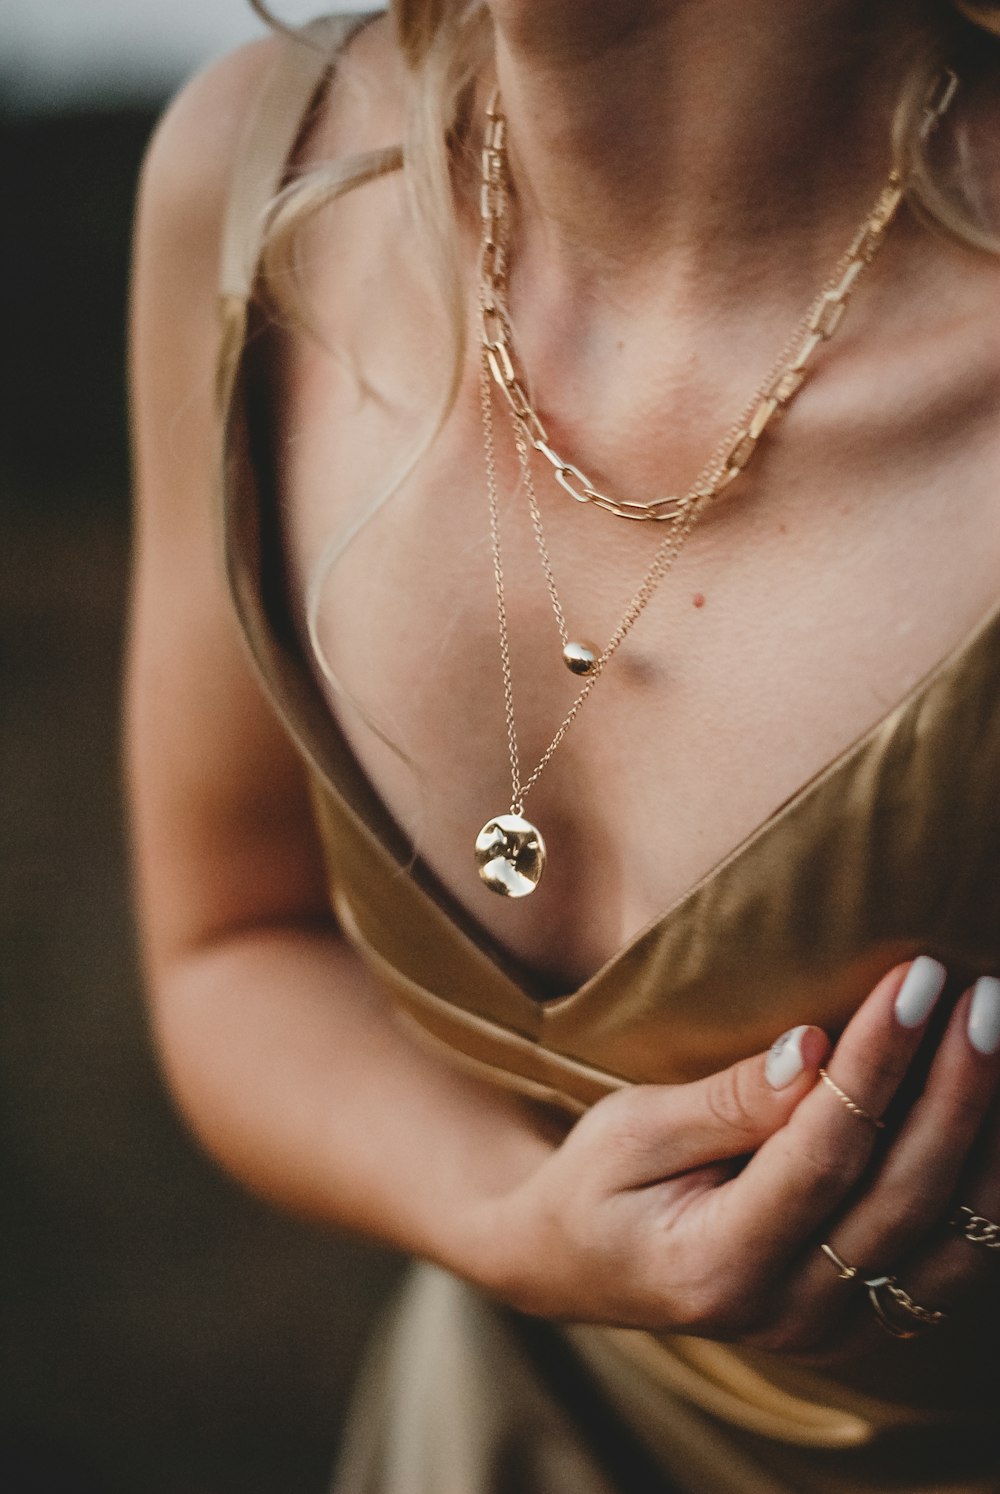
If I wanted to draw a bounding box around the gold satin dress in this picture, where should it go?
[215,16,1000,1492]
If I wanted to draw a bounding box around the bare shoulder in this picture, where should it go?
[133,14,405,320]
[141,13,406,188]
[135,36,282,270]
[128,38,281,559]
[129,38,285,451]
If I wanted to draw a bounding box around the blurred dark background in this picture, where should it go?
[1,10,400,1493]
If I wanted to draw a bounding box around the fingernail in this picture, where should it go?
[766,1025,809,1089]
[968,976,1000,1056]
[894,956,947,1029]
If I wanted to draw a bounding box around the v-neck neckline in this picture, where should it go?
[227,326,1000,1013]
[326,588,1000,1013]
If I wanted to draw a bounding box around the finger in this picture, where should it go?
[909,978,1000,1293]
[593,1024,830,1188]
[937,1176,1000,1292]
[724,958,948,1258]
[793,980,1000,1319]
[948,1112,1000,1272]
[887,1188,1000,1344]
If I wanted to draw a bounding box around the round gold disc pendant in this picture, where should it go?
[562,640,599,676]
[475,814,546,897]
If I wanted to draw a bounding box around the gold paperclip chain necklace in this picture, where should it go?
[480,75,957,527]
[473,76,957,899]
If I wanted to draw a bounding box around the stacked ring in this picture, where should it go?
[864,1274,947,1339]
[819,1245,947,1339]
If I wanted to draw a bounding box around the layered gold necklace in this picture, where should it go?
[473,76,957,899]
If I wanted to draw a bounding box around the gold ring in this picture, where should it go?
[818,1069,886,1131]
[820,1243,859,1281]
[950,1205,1000,1251]
[863,1274,946,1339]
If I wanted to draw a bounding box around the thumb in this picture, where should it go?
[615,1025,830,1186]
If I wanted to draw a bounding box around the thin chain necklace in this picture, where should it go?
[473,77,957,899]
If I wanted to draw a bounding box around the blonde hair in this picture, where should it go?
[248,3,493,728]
[247,0,1000,730]
[251,1,490,386]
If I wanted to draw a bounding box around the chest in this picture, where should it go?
[268,257,1000,988]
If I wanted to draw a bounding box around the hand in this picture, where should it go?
[753,967,1000,1359]
[481,959,1000,1353]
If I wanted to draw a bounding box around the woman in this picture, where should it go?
[127,1,1000,1489]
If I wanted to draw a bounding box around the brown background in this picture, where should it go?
[1,102,400,1494]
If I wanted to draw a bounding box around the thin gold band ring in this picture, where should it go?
[820,1247,947,1339]
[820,1243,859,1282]
[818,1068,886,1131]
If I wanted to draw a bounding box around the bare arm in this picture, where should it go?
[126,42,551,1274]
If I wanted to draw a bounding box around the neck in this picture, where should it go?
[486,0,938,302]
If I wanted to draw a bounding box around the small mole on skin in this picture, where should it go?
[692,592,706,609]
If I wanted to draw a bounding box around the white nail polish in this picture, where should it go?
[766,1025,809,1089]
[968,977,1000,1056]
[894,956,947,1029]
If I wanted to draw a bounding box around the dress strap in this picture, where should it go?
[219,11,375,303]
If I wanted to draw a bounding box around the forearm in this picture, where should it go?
[147,920,554,1281]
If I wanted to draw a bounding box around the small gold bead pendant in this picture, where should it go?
[475,813,546,897]
[562,641,598,676]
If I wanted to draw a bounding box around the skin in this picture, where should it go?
[127,0,1000,1357]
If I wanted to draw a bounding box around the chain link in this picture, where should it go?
[480,77,956,524]
[479,341,525,812]
[952,1205,1000,1248]
[884,1279,947,1326]
[512,431,705,805]
[478,73,957,817]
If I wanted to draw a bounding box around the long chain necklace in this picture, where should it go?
[473,78,957,899]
